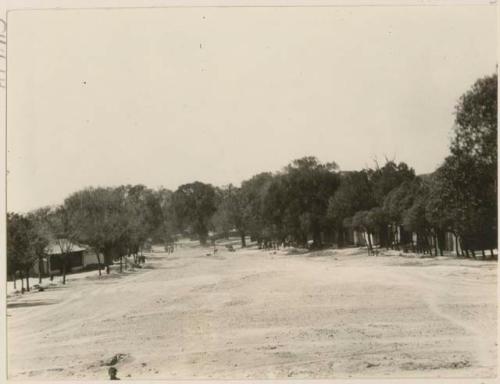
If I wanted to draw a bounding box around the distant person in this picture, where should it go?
[108,367,120,380]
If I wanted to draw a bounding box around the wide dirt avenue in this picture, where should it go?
[7,241,497,380]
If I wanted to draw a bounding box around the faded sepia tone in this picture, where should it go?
[4,3,498,382]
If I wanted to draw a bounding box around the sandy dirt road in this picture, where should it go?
[7,242,497,380]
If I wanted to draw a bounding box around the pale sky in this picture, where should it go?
[6,6,497,213]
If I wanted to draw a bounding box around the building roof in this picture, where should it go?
[46,241,87,255]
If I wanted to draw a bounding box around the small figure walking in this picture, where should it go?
[108,367,120,380]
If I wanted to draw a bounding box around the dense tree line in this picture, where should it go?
[7,73,497,289]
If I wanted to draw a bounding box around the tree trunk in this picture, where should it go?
[48,255,52,277]
[392,226,399,250]
[38,256,43,284]
[387,225,392,249]
[367,232,373,254]
[26,268,30,292]
[120,256,123,273]
[437,229,445,256]
[20,272,24,293]
[95,250,102,276]
[481,249,486,259]
[379,225,389,248]
[62,259,67,285]
[362,232,367,249]
[240,232,246,248]
[12,274,16,290]
[103,249,112,274]
[454,234,460,257]
[434,234,438,257]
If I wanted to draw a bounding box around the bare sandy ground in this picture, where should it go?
[7,241,497,380]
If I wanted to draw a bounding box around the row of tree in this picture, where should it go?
[211,74,497,258]
[8,185,164,289]
[7,73,497,289]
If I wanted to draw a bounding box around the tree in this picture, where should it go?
[65,184,163,274]
[425,172,458,256]
[240,172,274,247]
[172,182,217,245]
[401,182,435,255]
[46,206,79,284]
[122,185,163,266]
[367,160,416,247]
[382,179,423,249]
[328,170,376,247]
[279,157,340,248]
[212,185,248,247]
[65,188,105,275]
[238,157,340,249]
[155,187,177,246]
[351,210,373,251]
[262,174,289,247]
[452,73,497,166]
[368,160,416,206]
[7,213,39,292]
[26,207,52,283]
[453,73,497,256]
[431,73,497,257]
[211,187,234,240]
[432,154,496,257]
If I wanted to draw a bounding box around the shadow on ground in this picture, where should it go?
[8,299,58,308]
